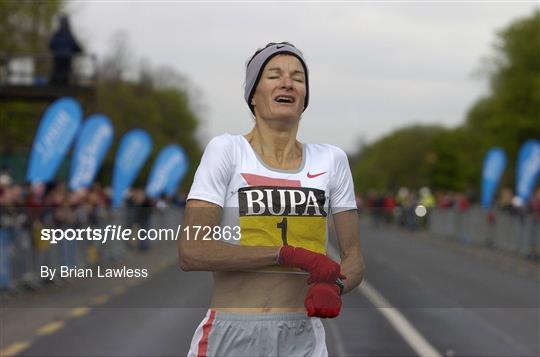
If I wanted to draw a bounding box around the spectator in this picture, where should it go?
[49,15,82,85]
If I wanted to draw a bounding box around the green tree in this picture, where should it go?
[465,9,540,190]
[430,127,479,191]
[0,0,63,53]
[352,125,444,193]
[0,1,65,180]
[0,0,66,147]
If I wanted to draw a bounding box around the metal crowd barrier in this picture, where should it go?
[0,53,98,87]
[428,206,539,258]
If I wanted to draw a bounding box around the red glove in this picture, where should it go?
[278,245,345,284]
[304,283,342,318]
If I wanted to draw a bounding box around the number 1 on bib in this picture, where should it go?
[276,217,288,245]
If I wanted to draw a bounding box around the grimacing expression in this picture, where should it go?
[251,55,306,122]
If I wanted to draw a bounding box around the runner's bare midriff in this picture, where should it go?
[210,271,309,313]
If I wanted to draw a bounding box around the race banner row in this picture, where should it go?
[26,97,189,207]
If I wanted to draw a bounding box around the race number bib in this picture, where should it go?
[238,186,327,256]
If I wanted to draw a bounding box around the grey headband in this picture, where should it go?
[244,43,309,114]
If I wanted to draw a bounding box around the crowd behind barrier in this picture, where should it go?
[358,187,540,259]
[0,174,186,292]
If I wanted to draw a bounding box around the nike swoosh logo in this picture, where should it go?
[276,45,285,49]
[307,171,326,179]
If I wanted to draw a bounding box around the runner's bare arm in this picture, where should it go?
[178,199,280,271]
[333,209,364,294]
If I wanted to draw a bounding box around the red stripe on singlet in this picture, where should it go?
[241,173,301,187]
[197,310,216,357]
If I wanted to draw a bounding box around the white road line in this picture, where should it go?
[327,244,441,357]
[359,281,442,357]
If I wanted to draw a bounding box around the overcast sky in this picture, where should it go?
[69,1,538,154]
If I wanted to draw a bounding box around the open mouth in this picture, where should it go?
[274,95,295,104]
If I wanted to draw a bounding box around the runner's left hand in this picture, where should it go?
[304,282,342,318]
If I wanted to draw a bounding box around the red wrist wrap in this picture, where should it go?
[278,245,345,284]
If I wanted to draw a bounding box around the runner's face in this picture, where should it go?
[251,55,306,122]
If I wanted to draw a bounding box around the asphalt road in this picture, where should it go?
[3,220,539,357]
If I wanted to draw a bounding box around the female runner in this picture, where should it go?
[180,42,364,357]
